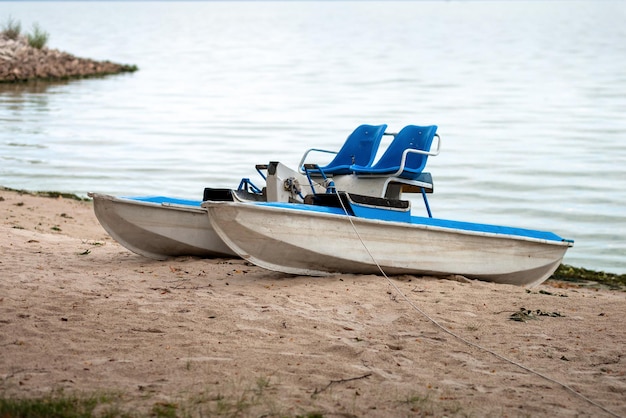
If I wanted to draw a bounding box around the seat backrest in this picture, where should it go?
[371,125,437,174]
[323,124,387,170]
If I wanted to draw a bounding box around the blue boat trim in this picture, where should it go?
[256,201,573,244]
[123,196,203,207]
[411,216,571,243]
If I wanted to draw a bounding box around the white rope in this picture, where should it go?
[334,193,621,418]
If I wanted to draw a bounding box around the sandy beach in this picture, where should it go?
[1,188,624,417]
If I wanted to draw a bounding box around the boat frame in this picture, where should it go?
[202,192,573,287]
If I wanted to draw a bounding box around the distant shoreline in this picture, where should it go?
[0,34,137,83]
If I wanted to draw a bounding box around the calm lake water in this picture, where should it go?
[1,1,625,274]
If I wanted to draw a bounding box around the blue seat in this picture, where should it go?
[350,125,439,180]
[299,124,387,175]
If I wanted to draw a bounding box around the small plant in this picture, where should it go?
[465,323,480,332]
[255,376,270,395]
[27,22,49,49]
[151,401,179,418]
[2,16,21,40]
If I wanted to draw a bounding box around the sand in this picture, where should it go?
[1,188,624,417]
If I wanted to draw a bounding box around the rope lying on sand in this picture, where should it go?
[335,195,621,418]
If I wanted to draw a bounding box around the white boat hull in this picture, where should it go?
[91,193,236,260]
[203,201,572,287]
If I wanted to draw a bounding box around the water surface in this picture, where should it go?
[1,1,625,273]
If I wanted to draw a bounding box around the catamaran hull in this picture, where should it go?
[91,193,236,260]
[204,201,571,287]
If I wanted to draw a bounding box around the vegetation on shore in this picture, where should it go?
[0,16,137,83]
[0,186,90,201]
[0,385,327,418]
[0,392,126,418]
[550,263,626,290]
[2,16,48,49]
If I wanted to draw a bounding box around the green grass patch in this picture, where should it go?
[0,382,327,417]
[1,186,89,201]
[549,264,626,290]
[1,16,21,40]
[27,22,49,49]
[0,391,129,418]
[1,17,49,48]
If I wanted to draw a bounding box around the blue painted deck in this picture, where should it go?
[258,201,572,244]
[122,196,572,244]
[124,196,203,207]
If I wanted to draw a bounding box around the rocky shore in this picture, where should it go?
[0,34,137,82]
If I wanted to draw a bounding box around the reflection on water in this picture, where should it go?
[0,82,52,115]
[0,79,71,95]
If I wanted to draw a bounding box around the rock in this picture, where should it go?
[0,34,137,82]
